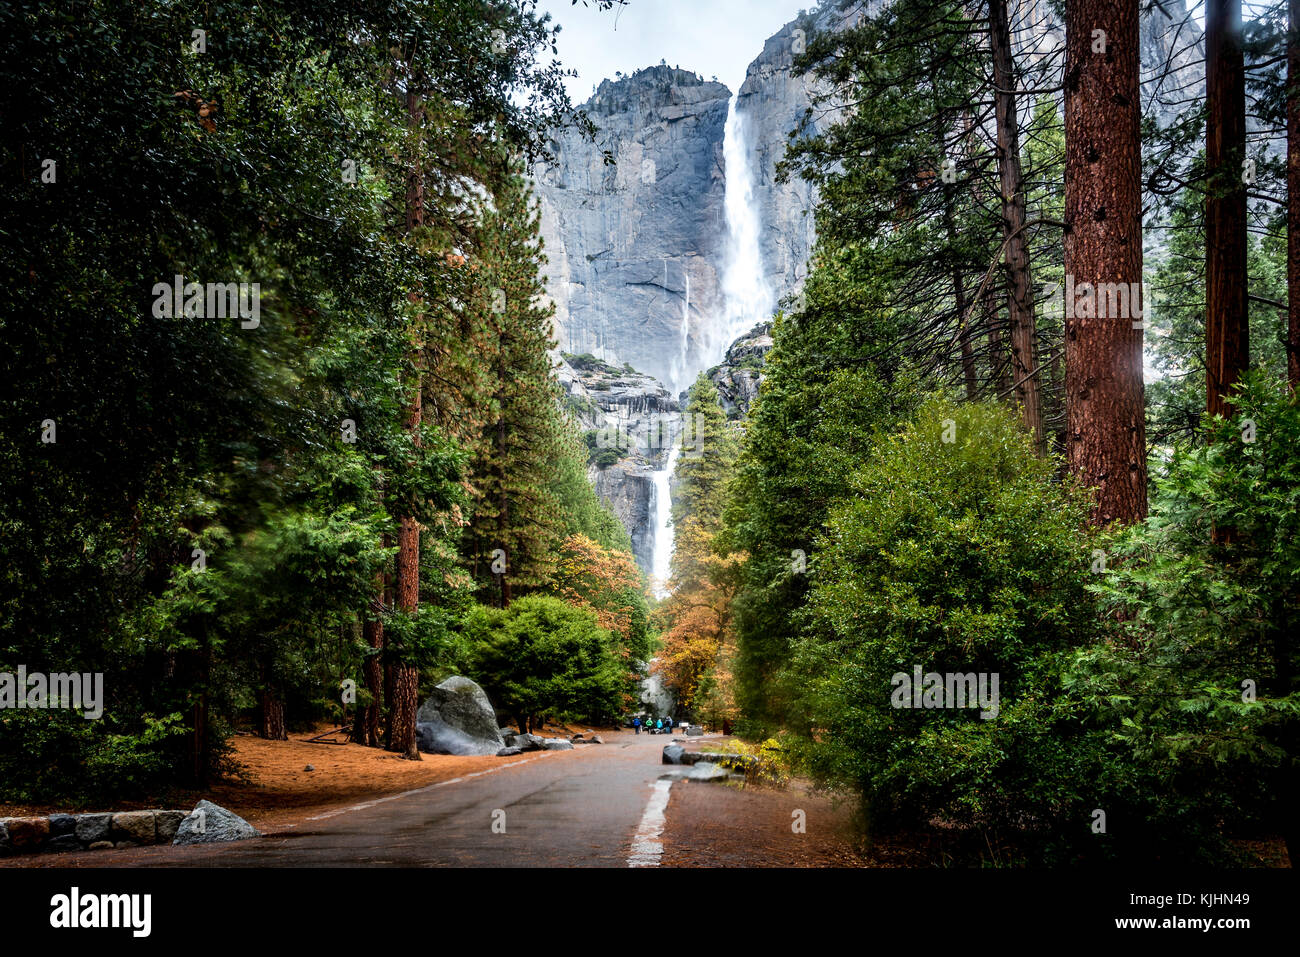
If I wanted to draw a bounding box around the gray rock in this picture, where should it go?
[417,676,505,747]
[708,323,773,417]
[686,725,704,736]
[536,66,732,395]
[542,739,574,751]
[591,461,658,573]
[48,813,76,836]
[687,762,739,783]
[304,764,315,772]
[111,811,156,845]
[416,717,503,756]
[589,734,605,744]
[48,834,81,852]
[0,820,9,854]
[75,813,112,845]
[497,727,518,738]
[172,800,261,846]
[496,747,522,757]
[662,744,686,765]
[154,810,188,844]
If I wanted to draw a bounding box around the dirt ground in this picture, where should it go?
[0,721,608,833]
[660,777,876,867]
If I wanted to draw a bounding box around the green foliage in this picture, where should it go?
[0,0,616,800]
[1064,374,1300,857]
[462,595,624,728]
[795,399,1101,848]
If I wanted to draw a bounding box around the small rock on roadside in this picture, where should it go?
[172,799,261,846]
[154,810,188,844]
[662,744,686,765]
[496,746,522,757]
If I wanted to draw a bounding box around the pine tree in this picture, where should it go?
[464,160,565,606]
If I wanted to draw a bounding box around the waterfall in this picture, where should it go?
[648,95,771,599]
[714,97,774,360]
[649,442,681,599]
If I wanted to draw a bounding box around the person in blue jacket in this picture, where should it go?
[633,716,641,735]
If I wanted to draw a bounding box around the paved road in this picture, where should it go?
[27,730,691,868]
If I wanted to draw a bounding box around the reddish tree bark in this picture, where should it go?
[388,80,426,762]
[1064,0,1147,524]
[358,570,385,747]
[1205,0,1250,419]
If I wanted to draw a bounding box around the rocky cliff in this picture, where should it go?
[557,352,680,572]
[708,323,774,419]
[536,66,731,395]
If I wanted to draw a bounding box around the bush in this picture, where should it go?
[462,595,624,729]
[796,399,1102,849]
[1065,372,1300,862]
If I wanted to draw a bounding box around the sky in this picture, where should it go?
[535,0,812,104]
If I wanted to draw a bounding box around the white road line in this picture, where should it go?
[300,756,543,823]
[627,777,675,867]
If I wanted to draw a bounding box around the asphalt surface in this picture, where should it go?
[18,729,696,868]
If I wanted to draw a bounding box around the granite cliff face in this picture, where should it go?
[708,323,774,419]
[537,67,731,395]
[557,352,680,573]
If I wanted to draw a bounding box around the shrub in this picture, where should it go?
[796,398,1101,848]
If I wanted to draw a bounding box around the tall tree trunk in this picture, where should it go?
[943,201,979,401]
[1063,0,1147,525]
[989,0,1044,448]
[360,570,385,747]
[389,80,426,762]
[496,337,513,608]
[1205,0,1250,419]
[1288,0,1299,390]
[984,284,1012,398]
[258,687,287,741]
[189,622,212,785]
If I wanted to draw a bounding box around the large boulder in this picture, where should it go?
[542,738,574,751]
[172,800,261,846]
[417,676,505,747]
[416,717,502,756]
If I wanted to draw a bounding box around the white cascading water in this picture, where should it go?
[649,442,682,598]
[647,96,774,600]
